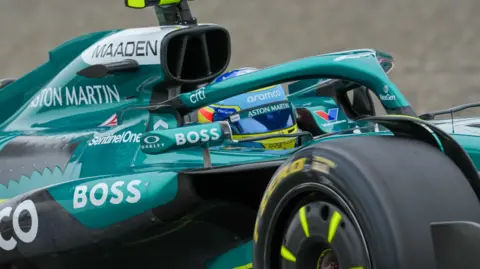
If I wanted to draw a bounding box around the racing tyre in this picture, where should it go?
[253,136,480,269]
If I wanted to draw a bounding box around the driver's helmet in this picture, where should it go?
[197,68,298,150]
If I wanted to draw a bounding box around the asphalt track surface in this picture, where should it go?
[1,0,480,113]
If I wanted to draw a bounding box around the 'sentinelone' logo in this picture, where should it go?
[88,131,142,146]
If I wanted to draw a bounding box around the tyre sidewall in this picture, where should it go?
[253,148,402,269]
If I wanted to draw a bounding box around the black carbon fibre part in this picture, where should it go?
[0,136,79,186]
[0,177,254,269]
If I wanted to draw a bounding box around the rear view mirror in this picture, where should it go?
[375,50,395,74]
[0,79,16,89]
[351,87,376,117]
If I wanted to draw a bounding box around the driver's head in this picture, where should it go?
[197,68,298,150]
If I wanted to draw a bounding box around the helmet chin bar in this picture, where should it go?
[200,124,313,168]
[232,131,314,146]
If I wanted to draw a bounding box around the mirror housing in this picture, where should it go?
[0,79,16,90]
[352,87,376,116]
[375,50,394,74]
[141,121,232,154]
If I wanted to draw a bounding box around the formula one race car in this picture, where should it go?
[1,1,480,269]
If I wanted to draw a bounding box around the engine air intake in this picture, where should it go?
[161,25,231,85]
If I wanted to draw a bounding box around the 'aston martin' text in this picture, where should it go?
[29,85,120,108]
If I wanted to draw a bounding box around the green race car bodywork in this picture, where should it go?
[1,4,480,269]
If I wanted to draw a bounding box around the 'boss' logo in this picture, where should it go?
[73,180,142,209]
[175,128,220,146]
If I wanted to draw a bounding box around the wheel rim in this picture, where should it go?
[280,201,369,269]
[316,249,338,269]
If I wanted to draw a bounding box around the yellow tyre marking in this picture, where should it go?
[313,156,337,168]
[349,267,364,269]
[258,157,307,217]
[233,263,253,269]
[281,245,297,262]
[299,206,310,238]
[253,218,259,243]
[328,211,342,243]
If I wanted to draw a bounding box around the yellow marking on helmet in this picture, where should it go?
[233,263,253,269]
[299,206,310,237]
[232,124,298,150]
[0,199,7,204]
[209,104,242,111]
[328,211,342,243]
[197,106,215,123]
[232,124,297,140]
[262,138,296,150]
[281,245,297,262]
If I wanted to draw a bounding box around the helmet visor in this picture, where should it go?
[228,101,295,135]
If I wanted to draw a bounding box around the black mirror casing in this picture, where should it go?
[352,87,376,116]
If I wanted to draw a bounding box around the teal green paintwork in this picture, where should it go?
[451,134,480,169]
[0,26,168,133]
[287,78,326,95]
[0,23,478,234]
[285,79,354,132]
[48,171,178,228]
[179,49,410,110]
[141,122,226,154]
[1,11,479,268]
[0,30,119,125]
[3,62,163,132]
[207,241,253,269]
[291,96,352,133]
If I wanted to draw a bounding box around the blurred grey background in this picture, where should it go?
[1,0,479,113]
